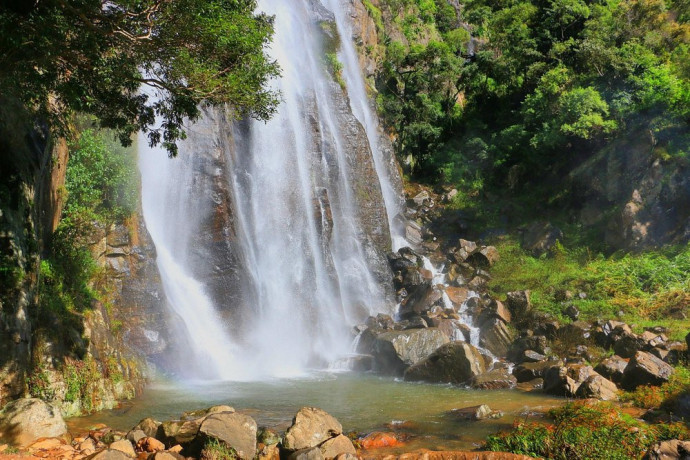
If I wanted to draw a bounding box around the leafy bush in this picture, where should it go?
[485,401,690,459]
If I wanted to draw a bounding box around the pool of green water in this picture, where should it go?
[68,372,563,452]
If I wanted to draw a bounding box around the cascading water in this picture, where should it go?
[139,0,402,380]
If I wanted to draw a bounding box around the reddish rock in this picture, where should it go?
[359,432,402,450]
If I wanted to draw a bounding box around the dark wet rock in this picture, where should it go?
[399,317,429,330]
[622,351,675,390]
[516,378,544,392]
[197,412,258,459]
[398,284,443,319]
[365,314,395,331]
[373,328,449,375]
[563,304,580,321]
[613,332,646,358]
[522,222,564,256]
[471,368,518,390]
[479,319,514,357]
[404,342,486,384]
[505,291,531,317]
[448,404,502,421]
[477,300,512,326]
[0,398,68,447]
[543,364,597,397]
[134,418,161,439]
[513,359,563,383]
[575,374,619,401]
[508,335,548,362]
[641,331,668,348]
[444,287,471,308]
[594,355,628,384]
[283,407,342,451]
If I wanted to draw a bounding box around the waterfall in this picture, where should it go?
[138,0,402,380]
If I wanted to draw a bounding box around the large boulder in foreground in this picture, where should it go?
[404,342,487,384]
[373,328,449,375]
[621,351,675,390]
[0,398,68,447]
[283,407,342,451]
[644,439,690,460]
[197,412,257,460]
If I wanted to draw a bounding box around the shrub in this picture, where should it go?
[201,439,238,460]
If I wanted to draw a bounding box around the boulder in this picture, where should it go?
[471,368,518,390]
[522,222,563,256]
[448,405,499,421]
[134,418,160,438]
[283,408,342,451]
[109,439,136,457]
[575,375,619,401]
[125,429,146,445]
[359,432,401,450]
[445,287,470,307]
[479,319,514,357]
[198,412,258,460]
[594,355,628,384]
[137,437,165,453]
[622,351,675,390]
[521,350,547,363]
[543,364,596,397]
[181,405,234,420]
[399,284,443,318]
[686,332,690,359]
[373,328,449,375]
[613,332,646,358]
[404,342,487,384]
[288,447,325,460]
[319,434,356,458]
[508,335,549,362]
[0,398,68,447]
[644,440,690,460]
[477,300,512,325]
[505,291,531,317]
[150,453,185,460]
[87,449,134,460]
[513,359,562,383]
[159,418,202,446]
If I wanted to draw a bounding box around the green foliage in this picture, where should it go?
[65,128,138,223]
[0,0,280,155]
[485,401,690,459]
[325,53,346,90]
[62,357,103,412]
[488,238,690,336]
[201,439,238,460]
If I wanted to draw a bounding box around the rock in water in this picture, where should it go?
[404,342,487,384]
[0,398,67,447]
[283,408,342,451]
[198,412,257,460]
[319,435,356,458]
[373,328,449,375]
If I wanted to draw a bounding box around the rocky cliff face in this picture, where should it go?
[0,99,167,413]
[570,130,690,250]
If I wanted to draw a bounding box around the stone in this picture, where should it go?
[198,412,257,460]
[513,359,562,383]
[641,331,668,348]
[181,405,234,420]
[134,418,160,439]
[283,408,341,451]
[521,350,547,363]
[470,368,518,390]
[445,287,470,307]
[522,221,563,256]
[448,404,494,421]
[125,429,146,445]
[543,364,596,397]
[563,304,580,321]
[373,328,449,375]
[87,449,134,460]
[287,447,324,460]
[575,375,619,401]
[258,443,280,460]
[458,239,478,254]
[109,440,135,457]
[412,191,430,207]
[319,434,356,458]
[505,291,531,317]
[0,398,68,447]
[594,355,628,384]
[643,440,690,459]
[479,319,514,357]
[257,428,280,446]
[399,285,443,318]
[613,332,646,358]
[622,351,675,390]
[508,335,548,361]
[160,419,201,446]
[404,342,487,384]
[477,300,512,326]
[150,452,185,460]
[137,437,165,453]
[359,432,401,450]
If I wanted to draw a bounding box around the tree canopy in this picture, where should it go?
[0,0,280,155]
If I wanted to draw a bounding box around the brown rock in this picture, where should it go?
[359,432,401,450]
[319,434,356,458]
[109,440,135,457]
[283,408,342,451]
[622,351,675,390]
[575,375,619,401]
[471,368,518,390]
[198,412,258,460]
[0,398,68,447]
[137,437,164,453]
[445,287,470,307]
[404,342,487,384]
[644,439,690,459]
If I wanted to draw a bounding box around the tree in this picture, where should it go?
[0,0,280,155]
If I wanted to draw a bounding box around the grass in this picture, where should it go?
[201,439,238,460]
[487,238,690,340]
[623,365,690,410]
[485,400,690,459]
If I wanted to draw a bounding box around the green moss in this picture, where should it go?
[201,439,238,460]
[363,0,384,33]
[325,52,346,91]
